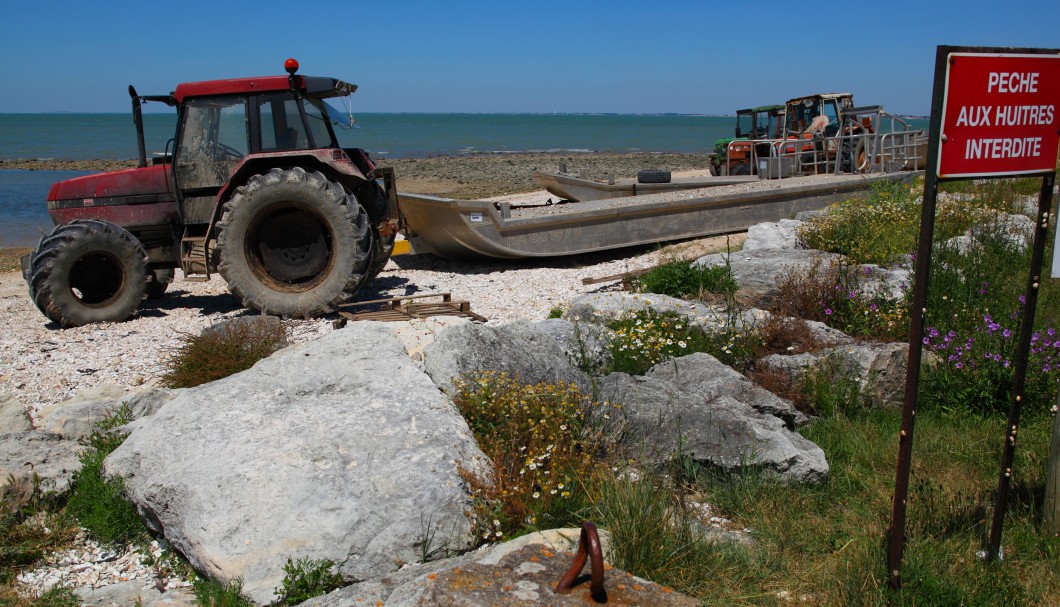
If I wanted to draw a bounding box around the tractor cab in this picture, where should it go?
[784,93,854,136]
[734,104,785,140]
[711,104,785,176]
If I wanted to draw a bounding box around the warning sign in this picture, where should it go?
[938,53,1060,178]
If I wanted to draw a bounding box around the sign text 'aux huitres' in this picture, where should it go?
[939,53,1060,178]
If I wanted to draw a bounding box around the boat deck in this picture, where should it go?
[398,172,918,259]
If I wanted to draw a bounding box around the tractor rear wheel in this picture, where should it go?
[216,167,371,318]
[25,220,149,328]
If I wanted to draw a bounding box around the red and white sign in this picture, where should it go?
[938,53,1060,178]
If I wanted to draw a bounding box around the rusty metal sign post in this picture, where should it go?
[887,45,1060,589]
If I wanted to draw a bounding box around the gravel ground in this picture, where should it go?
[0,226,742,422]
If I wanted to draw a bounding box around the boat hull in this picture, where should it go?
[400,172,920,260]
[531,169,758,202]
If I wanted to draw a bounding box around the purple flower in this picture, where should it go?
[1002,329,1011,338]
[955,362,963,369]
[1019,295,1027,305]
[825,308,833,316]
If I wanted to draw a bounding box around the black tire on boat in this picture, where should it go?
[637,169,671,184]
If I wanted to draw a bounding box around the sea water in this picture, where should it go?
[0,112,930,247]
[0,113,742,161]
[0,170,88,248]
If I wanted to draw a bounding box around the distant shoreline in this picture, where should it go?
[0,152,716,201]
[0,159,138,172]
[0,152,716,250]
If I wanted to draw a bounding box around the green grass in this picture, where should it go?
[193,577,254,607]
[1,477,79,602]
[584,409,1059,606]
[65,405,150,547]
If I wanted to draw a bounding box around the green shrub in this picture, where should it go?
[193,577,254,607]
[769,258,909,341]
[798,178,1015,266]
[451,371,614,541]
[797,179,922,265]
[606,308,760,375]
[632,259,737,300]
[274,557,344,605]
[920,221,1059,415]
[65,405,149,546]
[161,320,287,389]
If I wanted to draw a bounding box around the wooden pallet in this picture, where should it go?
[337,292,488,323]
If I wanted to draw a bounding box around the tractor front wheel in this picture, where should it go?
[25,220,149,328]
[216,167,372,317]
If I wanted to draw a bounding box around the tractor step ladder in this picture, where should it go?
[179,230,210,282]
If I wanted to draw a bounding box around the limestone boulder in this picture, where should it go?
[597,353,827,482]
[0,431,82,496]
[0,394,32,433]
[422,320,591,394]
[743,218,804,251]
[693,248,841,305]
[301,528,696,607]
[105,323,489,605]
[759,341,910,409]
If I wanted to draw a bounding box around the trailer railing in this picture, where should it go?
[726,108,926,179]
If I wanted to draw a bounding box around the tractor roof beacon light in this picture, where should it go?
[285,58,300,90]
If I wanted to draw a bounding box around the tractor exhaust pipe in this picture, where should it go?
[129,85,148,168]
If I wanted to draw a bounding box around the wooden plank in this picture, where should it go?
[337,292,487,323]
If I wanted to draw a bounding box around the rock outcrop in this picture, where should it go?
[301,528,696,607]
[422,320,592,393]
[105,322,489,605]
[597,353,827,483]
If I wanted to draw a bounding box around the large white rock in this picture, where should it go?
[597,353,827,482]
[105,322,488,605]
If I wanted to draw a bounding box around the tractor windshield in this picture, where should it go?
[320,96,356,129]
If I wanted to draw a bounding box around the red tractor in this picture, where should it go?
[22,59,400,328]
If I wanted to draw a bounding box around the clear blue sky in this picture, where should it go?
[2,0,1057,115]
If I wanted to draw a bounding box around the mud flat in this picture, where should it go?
[0,152,715,200]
